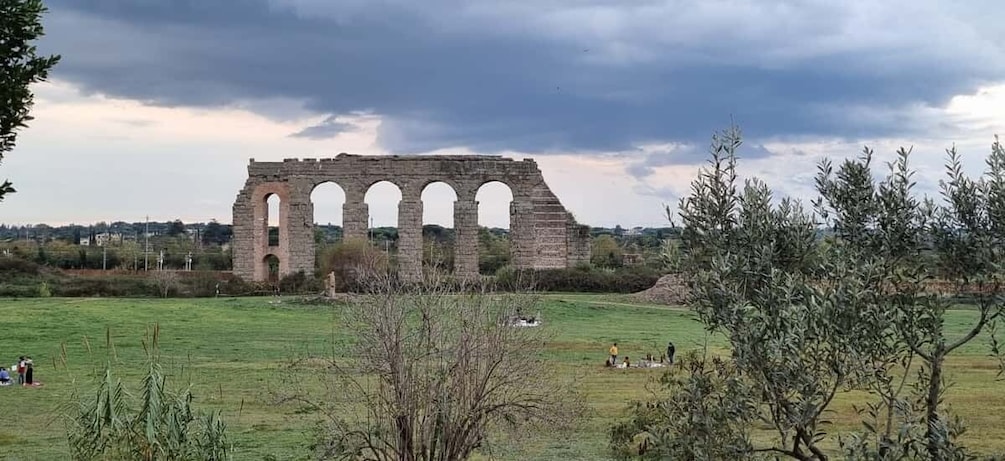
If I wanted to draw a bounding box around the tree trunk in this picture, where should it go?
[925,351,945,461]
[396,413,415,461]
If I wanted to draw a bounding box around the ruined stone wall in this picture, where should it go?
[231,154,591,282]
[566,218,592,267]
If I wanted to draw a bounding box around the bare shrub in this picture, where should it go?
[151,270,179,298]
[282,276,582,460]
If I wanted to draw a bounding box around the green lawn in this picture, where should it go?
[0,295,1002,460]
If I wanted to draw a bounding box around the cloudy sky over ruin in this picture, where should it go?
[4,0,1005,228]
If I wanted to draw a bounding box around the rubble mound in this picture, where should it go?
[632,274,689,306]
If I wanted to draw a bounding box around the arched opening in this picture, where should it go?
[364,181,402,257]
[263,254,280,284]
[421,182,458,273]
[266,193,281,247]
[311,181,347,278]
[476,181,514,275]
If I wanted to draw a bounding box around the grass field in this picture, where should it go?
[0,295,1003,460]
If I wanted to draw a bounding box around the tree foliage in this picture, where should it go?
[1,0,61,202]
[612,127,1005,460]
[610,350,758,460]
[320,238,390,292]
[591,234,624,268]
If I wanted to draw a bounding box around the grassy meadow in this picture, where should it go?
[0,295,1002,460]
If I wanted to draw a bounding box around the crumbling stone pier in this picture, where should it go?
[231,154,590,282]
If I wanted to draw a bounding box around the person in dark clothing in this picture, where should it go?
[666,341,675,365]
[24,358,33,385]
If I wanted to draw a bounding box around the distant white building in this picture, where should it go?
[81,233,125,246]
[96,233,124,246]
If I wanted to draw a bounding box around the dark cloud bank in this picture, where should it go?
[41,0,1005,160]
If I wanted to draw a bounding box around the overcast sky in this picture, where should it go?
[2,0,1004,228]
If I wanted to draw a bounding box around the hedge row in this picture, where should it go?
[495,266,660,293]
[2,255,659,297]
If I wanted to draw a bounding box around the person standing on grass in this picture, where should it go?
[609,342,619,365]
[16,356,25,386]
[24,357,33,386]
[666,341,675,366]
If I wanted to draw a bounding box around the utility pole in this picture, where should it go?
[133,229,139,271]
[144,216,150,271]
[102,246,107,270]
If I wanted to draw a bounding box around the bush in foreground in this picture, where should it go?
[63,325,231,460]
[280,277,583,460]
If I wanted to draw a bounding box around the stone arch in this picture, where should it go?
[362,177,404,191]
[476,181,515,229]
[364,181,402,255]
[266,193,281,247]
[250,182,290,281]
[475,181,515,275]
[421,181,458,227]
[263,254,280,284]
[421,181,458,274]
[252,183,290,247]
[310,181,347,243]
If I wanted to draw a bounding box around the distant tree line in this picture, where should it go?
[0,219,233,246]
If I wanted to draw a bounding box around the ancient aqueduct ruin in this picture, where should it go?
[231,154,591,282]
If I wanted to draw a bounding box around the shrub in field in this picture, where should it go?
[280,277,583,460]
[321,238,390,293]
[278,270,324,294]
[151,270,180,298]
[0,255,41,275]
[37,280,50,297]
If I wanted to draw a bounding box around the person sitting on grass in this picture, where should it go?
[0,367,10,386]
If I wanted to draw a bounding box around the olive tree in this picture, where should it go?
[1,0,61,201]
[612,127,1005,461]
[818,140,1005,460]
